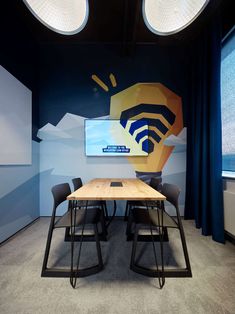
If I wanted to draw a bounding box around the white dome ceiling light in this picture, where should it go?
[23,0,89,35]
[143,0,210,36]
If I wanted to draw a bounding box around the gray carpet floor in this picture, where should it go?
[0,217,235,314]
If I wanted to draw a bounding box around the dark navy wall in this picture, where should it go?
[39,43,188,127]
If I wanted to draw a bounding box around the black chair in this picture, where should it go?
[72,177,108,217]
[124,177,162,221]
[126,177,168,241]
[64,177,107,240]
[130,183,192,287]
[41,183,103,280]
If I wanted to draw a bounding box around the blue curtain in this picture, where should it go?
[184,15,224,243]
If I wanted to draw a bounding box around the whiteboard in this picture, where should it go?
[0,65,32,165]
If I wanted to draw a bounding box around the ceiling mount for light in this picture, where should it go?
[23,0,89,35]
[143,0,210,36]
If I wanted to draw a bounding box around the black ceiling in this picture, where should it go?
[1,0,235,47]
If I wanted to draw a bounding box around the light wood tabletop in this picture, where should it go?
[67,178,166,201]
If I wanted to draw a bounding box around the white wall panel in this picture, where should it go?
[0,65,32,164]
[224,188,235,236]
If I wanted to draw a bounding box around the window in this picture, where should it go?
[221,27,235,176]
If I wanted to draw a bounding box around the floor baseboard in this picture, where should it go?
[225,231,235,245]
[0,217,40,246]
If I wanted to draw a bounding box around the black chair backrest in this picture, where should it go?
[51,183,71,208]
[149,177,162,192]
[161,183,180,209]
[72,177,83,191]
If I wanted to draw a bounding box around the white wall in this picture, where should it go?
[224,178,235,236]
[0,65,32,165]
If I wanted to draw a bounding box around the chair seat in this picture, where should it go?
[75,200,104,207]
[132,208,178,228]
[128,200,146,207]
[128,200,161,208]
[55,208,101,228]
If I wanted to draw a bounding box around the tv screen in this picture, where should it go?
[85,119,149,156]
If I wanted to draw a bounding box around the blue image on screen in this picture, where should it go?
[85,119,148,156]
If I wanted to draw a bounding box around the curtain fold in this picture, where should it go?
[184,14,224,243]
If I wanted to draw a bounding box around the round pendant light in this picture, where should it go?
[23,0,89,35]
[143,0,210,36]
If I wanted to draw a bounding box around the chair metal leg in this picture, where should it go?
[41,209,57,276]
[124,201,129,221]
[94,224,103,268]
[130,225,139,268]
[105,200,117,229]
[156,205,165,288]
[126,208,133,236]
[176,215,192,276]
[100,208,108,238]
[70,204,83,288]
[64,227,70,241]
[102,202,109,219]
[64,201,74,241]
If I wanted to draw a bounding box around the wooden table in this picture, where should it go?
[67,178,166,202]
[67,178,166,239]
[67,178,166,232]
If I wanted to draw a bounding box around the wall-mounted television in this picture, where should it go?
[85,119,149,156]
